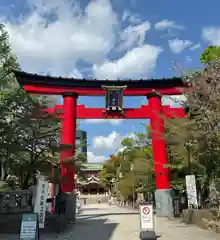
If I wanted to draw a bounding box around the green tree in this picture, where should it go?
[119,133,154,200]
[164,59,220,194]
[0,24,86,191]
[0,96,60,188]
[0,23,21,186]
[100,155,121,189]
[200,45,220,64]
[100,131,155,199]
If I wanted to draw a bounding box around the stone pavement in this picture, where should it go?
[1,203,219,239]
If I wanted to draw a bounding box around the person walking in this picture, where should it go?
[97,193,101,203]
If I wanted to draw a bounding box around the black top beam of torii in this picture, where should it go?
[14,71,186,90]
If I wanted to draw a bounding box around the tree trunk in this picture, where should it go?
[0,160,5,180]
[22,172,31,189]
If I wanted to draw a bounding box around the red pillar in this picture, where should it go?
[60,92,78,192]
[147,92,170,190]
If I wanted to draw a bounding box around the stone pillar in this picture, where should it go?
[147,92,173,217]
[59,92,78,220]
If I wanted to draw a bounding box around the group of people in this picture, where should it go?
[96,193,114,205]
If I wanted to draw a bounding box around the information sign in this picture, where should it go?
[20,213,39,240]
[34,178,49,228]
[186,174,198,208]
[139,204,154,231]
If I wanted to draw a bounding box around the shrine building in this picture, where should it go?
[76,163,105,195]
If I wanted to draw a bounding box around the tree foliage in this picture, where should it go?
[200,45,220,64]
[101,56,220,201]
[164,58,220,194]
[100,129,154,200]
[0,24,86,191]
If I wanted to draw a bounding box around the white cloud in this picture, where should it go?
[88,132,137,163]
[186,56,192,62]
[2,0,118,74]
[162,95,186,106]
[118,21,151,51]
[190,44,201,51]
[116,132,139,153]
[2,0,162,80]
[122,10,141,24]
[155,19,184,30]
[93,44,163,79]
[83,119,124,125]
[168,38,192,54]
[66,69,83,79]
[46,68,83,78]
[92,131,125,151]
[202,27,220,45]
[92,131,137,152]
[87,152,107,163]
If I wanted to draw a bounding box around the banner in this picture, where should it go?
[185,174,198,208]
[34,178,49,228]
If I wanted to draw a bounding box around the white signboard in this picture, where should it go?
[186,174,198,208]
[139,205,154,231]
[34,178,49,228]
[20,213,38,240]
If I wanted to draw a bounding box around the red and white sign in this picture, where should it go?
[142,206,150,215]
[139,205,154,230]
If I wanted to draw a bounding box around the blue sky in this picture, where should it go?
[1,0,220,162]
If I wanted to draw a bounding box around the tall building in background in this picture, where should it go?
[76,129,87,161]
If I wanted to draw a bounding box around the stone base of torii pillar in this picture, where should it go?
[55,192,77,221]
[155,189,173,217]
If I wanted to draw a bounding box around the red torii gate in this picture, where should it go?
[47,104,186,120]
[47,104,186,187]
[14,70,187,217]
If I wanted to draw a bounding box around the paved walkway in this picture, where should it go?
[44,203,219,240]
[1,203,219,239]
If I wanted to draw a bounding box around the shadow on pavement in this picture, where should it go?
[83,208,107,211]
[0,218,118,240]
[70,217,118,240]
[80,211,137,220]
[0,213,71,234]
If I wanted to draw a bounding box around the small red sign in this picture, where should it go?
[142,206,150,215]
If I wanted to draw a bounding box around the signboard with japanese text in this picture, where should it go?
[139,204,154,231]
[19,213,39,240]
[186,174,198,208]
[34,178,49,228]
